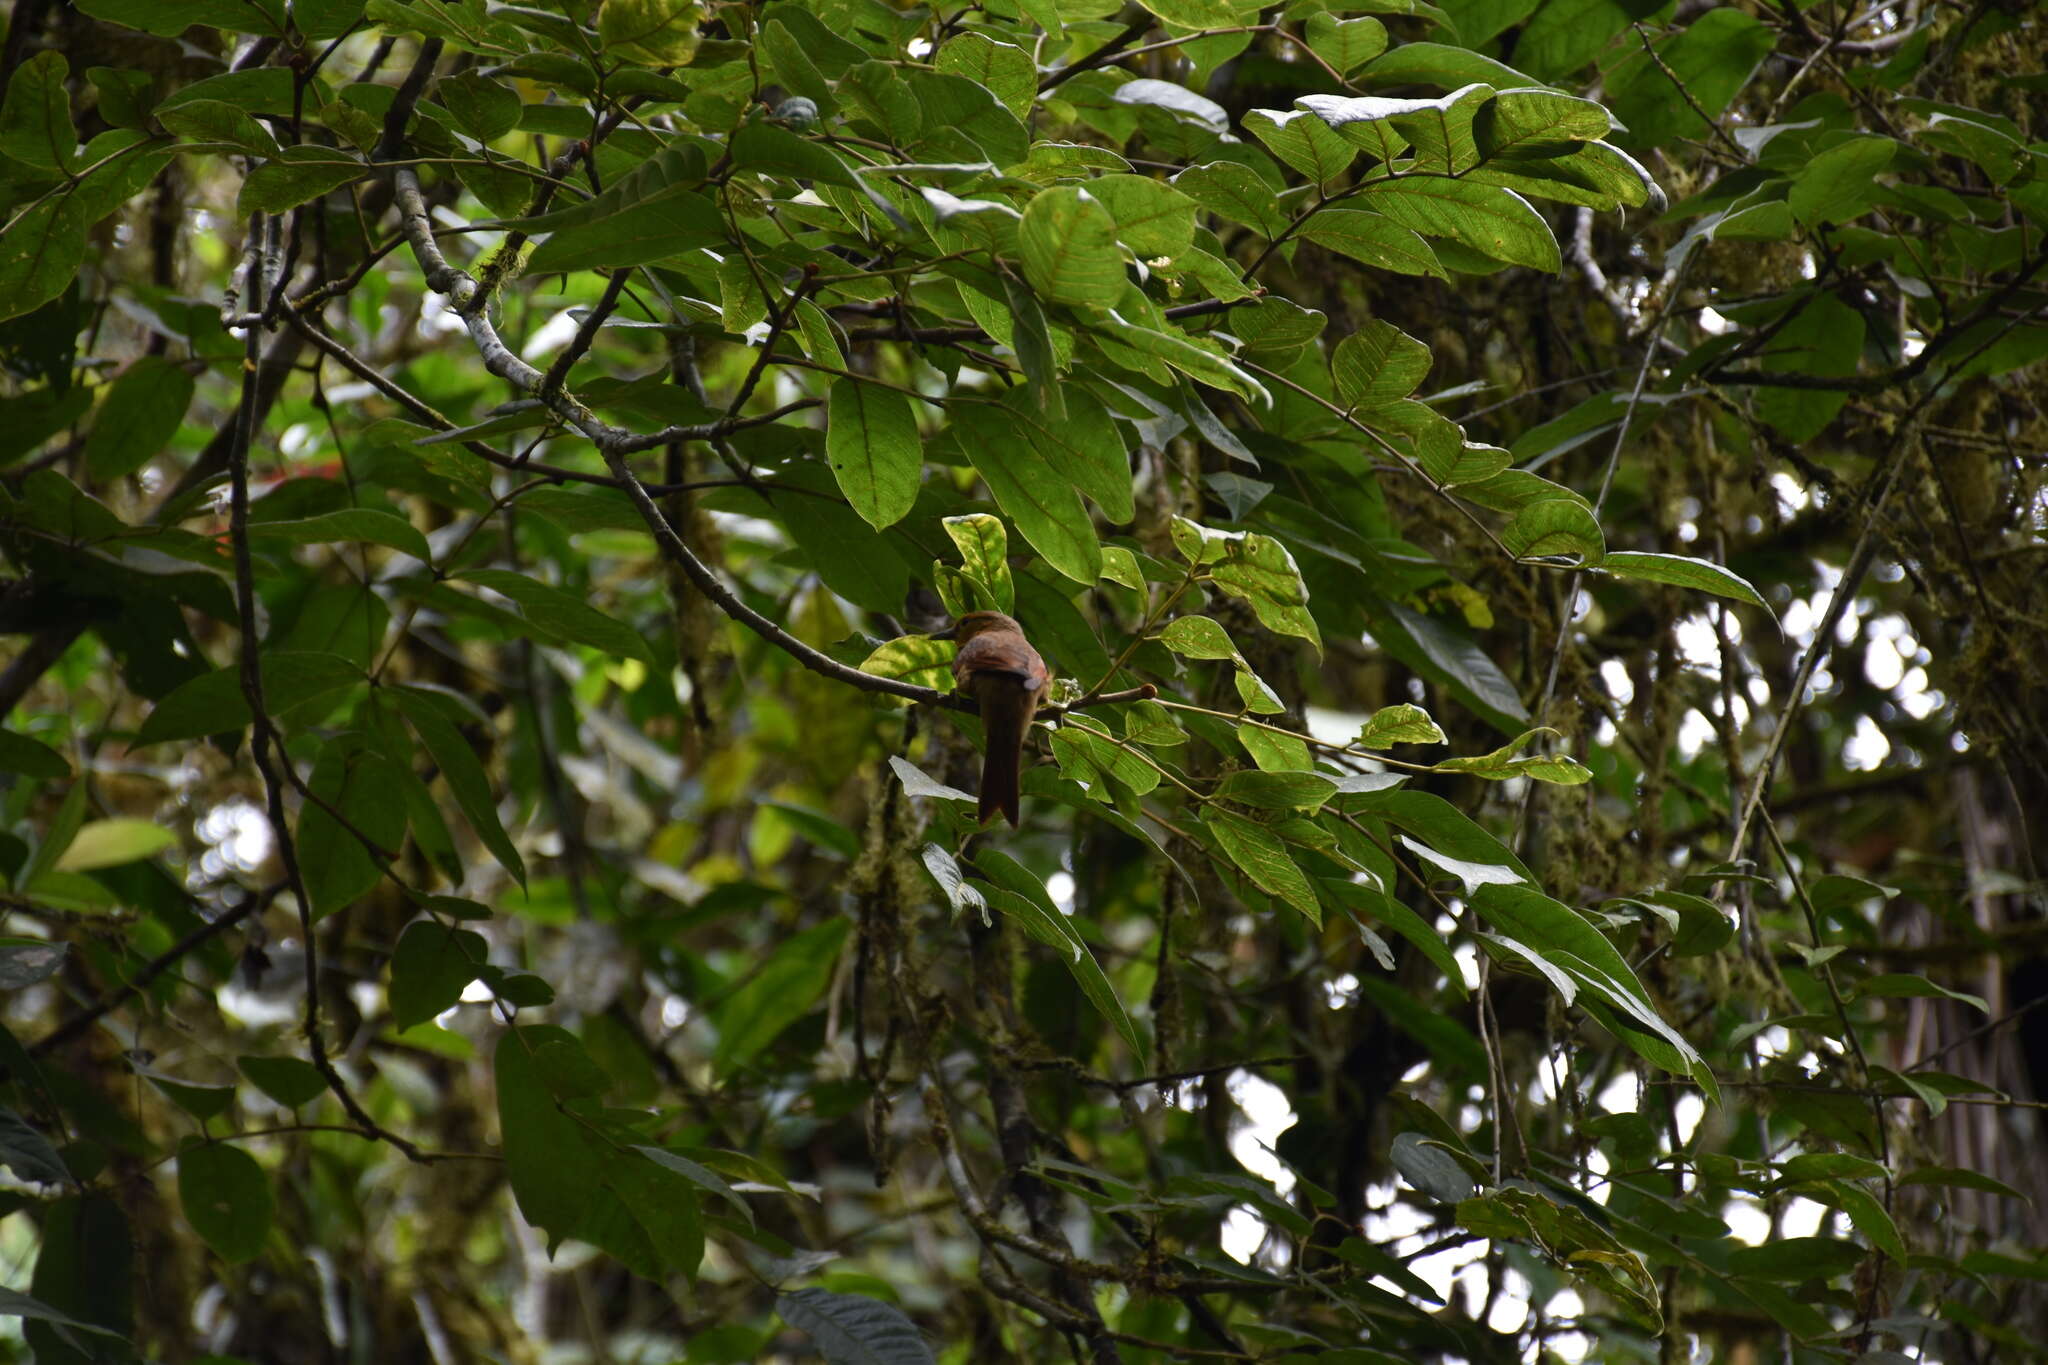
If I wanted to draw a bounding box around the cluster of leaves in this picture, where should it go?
[1,0,2045,1362]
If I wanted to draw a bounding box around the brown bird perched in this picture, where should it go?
[946,611,1048,827]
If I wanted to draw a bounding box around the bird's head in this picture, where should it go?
[943,611,1024,644]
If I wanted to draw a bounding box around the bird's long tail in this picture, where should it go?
[978,732,1022,827]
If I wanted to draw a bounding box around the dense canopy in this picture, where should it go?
[0,0,2044,1362]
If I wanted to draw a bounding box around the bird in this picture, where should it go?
[947,611,1048,827]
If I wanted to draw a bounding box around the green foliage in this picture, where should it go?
[0,0,2044,1361]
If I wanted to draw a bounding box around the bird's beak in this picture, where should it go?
[928,619,959,641]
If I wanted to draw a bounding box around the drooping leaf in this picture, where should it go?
[1019,185,1125,308]
[777,1287,937,1365]
[177,1140,273,1265]
[825,380,922,530]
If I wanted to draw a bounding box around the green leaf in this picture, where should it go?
[905,69,1028,166]
[157,98,279,154]
[1300,209,1447,279]
[1086,310,1267,403]
[1333,320,1433,411]
[597,0,704,65]
[632,1146,752,1226]
[1472,883,1708,1088]
[0,1108,69,1187]
[525,184,725,273]
[765,472,913,614]
[155,68,309,119]
[389,921,487,1029]
[1173,161,1288,238]
[1600,551,1768,608]
[456,568,654,663]
[136,652,365,746]
[760,801,861,860]
[87,66,153,129]
[1852,974,1989,1013]
[237,145,368,215]
[935,33,1035,120]
[996,386,1134,523]
[1356,703,1446,747]
[237,1055,327,1109]
[1467,140,1663,211]
[1515,0,1636,80]
[958,419,1102,585]
[1302,84,1493,176]
[1087,173,1199,258]
[1472,88,1615,159]
[1053,715,1161,797]
[1100,546,1143,590]
[1237,663,1284,709]
[1897,1166,2028,1203]
[1825,1178,1906,1262]
[1503,497,1604,563]
[1361,177,1561,273]
[1238,720,1312,772]
[1606,9,1775,148]
[858,634,956,691]
[1001,273,1065,421]
[1235,662,1277,712]
[712,918,851,1067]
[83,358,197,480]
[51,818,173,872]
[0,1283,126,1347]
[731,119,856,188]
[517,142,704,230]
[143,1066,234,1120]
[0,729,69,778]
[1321,878,1466,1000]
[1788,137,1896,225]
[495,1026,606,1252]
[248,507,432,562]
[1457,1186,1661,1331]
[1229,299,1327,358]
[825,379,922,531]
[1201,807,1321,922]
[1436,728,1592,785]
[1215,769,1337,811]
[942,512,1015,614]
[979,885,1142,1055]
[1359,41,1538,92]
[1752,292,1864,441]
[1170,514,1232,566]
[760,23,839,118]
[777,1288,937,1365]
[1019,185,1126,308]
[22,1194,134,1363]
[1776,1152,1889,1185]
[1305,13,1389,74]
[0,198,89,325]
[389,684,527,886]
[0,51,76,171]
[435,72,521,141]
[1157,614,1240,660]
[1393,1131,1476,1203]
[298,735,407,917]
[21,780,86,893]
[1920,113,2027,186]
[1166,1169,1312,1236]
[178,1140,272,1265]
[1243,108,1357,184]
[1208,532,1321,649]
[1725,1235,1865,1282]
